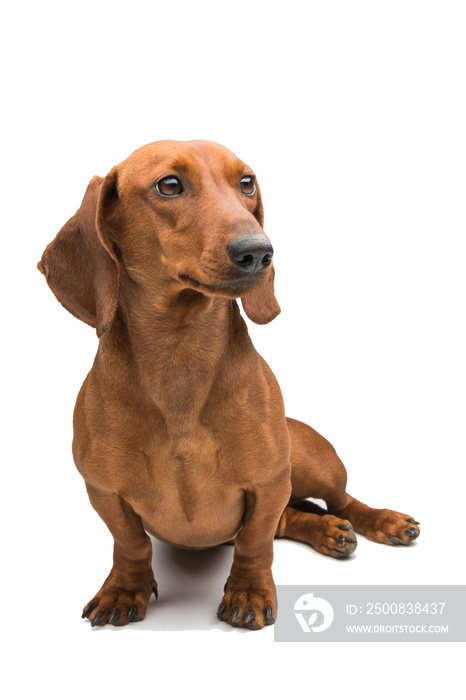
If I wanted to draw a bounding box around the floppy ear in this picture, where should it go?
[241,180,281,324]
[38,171,120,337]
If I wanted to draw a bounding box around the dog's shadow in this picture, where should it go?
[133,538,235,632]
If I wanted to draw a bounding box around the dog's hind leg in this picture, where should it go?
[285,417,420,549]
[275,501,357,558]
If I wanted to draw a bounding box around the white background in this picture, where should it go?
[2,0,465,697]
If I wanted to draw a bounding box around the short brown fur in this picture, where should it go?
[38,140,420,630]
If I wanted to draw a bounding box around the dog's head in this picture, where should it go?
[38,140,280,336]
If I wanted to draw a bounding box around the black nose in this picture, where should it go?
[227,235,274,274]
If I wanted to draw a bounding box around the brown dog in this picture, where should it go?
[38,140,420,630]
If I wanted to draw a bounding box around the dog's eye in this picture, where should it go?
[155,176,184,197]
[240,176,256,196]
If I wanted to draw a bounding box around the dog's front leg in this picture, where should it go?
[217,474,291,630]
[81,484,157,627]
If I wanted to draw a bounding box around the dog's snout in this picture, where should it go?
[227,235,273,274]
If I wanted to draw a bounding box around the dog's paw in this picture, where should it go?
[217,576,276,630]
[82,580,158,628]
[365,509,420,546]
[311,514,358,559]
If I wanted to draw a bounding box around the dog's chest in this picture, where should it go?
[120,428,246,548]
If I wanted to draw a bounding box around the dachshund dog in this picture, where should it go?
[38,140,420,630]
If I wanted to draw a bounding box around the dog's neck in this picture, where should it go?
[99,279,250,430]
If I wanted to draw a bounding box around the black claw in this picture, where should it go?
[264,607,274,625]
[405,529,416,537]
[82,603,95,619]
[245,612,261,630]
[406,518,420,525]
[388,535,402,545]
[332,548,346,558]
[223,579,229,593]
[217,603,227,620]
[338,523,351,531]
[228,607,239,627]
[245,619,262,630]
[91,611,103,627]
[152,586,158,600]
[338,534,345,546]
[108,609,122,626]
[127,605,138,623]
